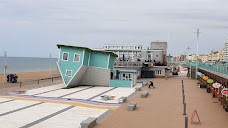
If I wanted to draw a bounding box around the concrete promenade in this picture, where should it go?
[95,75,228,128]
[0,83,136,127]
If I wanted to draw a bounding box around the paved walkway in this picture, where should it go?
[95,75,228,128]
[0,84,136,128]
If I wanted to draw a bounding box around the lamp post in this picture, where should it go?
[49,53,52,77]
[4,51,7,83]
[195,28,200,79]
[187,46,190,63]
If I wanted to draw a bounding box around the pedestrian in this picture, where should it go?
[149,80,154,88]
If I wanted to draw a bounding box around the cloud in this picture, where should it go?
[0,0,228,57]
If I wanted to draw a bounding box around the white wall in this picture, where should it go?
[80,67,110,86]
[152,51,163,63]
[151,42,167,51]
[67,66,88,87]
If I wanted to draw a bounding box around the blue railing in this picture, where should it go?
[183,61,228,75]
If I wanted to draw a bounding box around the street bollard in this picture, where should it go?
[52,78,54,82]
[183,95,185,104]
[20,82,22,88]
[185,115,188,128]
[38,79,39,85]
[183,103,186,115]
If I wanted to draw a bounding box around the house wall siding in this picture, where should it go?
[108,55,115,70]
[80,67,110,86]
[110,80,132,87]
[67,66,88,87]
[83,50,90,66]
[58,47,84,85]
[89,52,109,68]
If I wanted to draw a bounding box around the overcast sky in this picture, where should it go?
[0,0,228,58]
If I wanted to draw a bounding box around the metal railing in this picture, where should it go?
[114,62,143,67]
[183,61,228,75]
[0,76,62,90]
[114,61,166,67]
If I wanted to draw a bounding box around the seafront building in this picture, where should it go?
[224,37,228,61]
[100,41,167,65]
[186,49,224,62]
[97,41,169,78]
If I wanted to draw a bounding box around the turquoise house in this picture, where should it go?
[110,70,137,88]
[57,44,117,88]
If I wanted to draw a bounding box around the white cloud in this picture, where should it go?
[0,0,228,57]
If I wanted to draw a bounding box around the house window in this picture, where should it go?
[74,53,80,62]
[122,73,125,80]
[129,74,132,80]
[155,70,162,75]
[62,52,69,61]
[65,70,72,77]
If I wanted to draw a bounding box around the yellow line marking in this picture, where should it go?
[0,96,118,110]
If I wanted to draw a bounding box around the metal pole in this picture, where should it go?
[183,94,185,104]
[196,28,200,79]
[185,115,188,128]
[49,53,52,77]
[183,103,186,115]
[4,51,7,84]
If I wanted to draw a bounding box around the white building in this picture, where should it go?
[150,41,168,64]
[97,42,168,78]
[103,44,144,61]
[224,37,228,61]
[102,42,167,64]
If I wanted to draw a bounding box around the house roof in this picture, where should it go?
[57,44,118,57]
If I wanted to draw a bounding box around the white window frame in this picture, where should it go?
[155,70,162,75]
[73,53,80,62]
[62,52,69,61]
[65,70,72,77]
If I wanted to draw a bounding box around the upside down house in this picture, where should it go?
[57,44,138,88]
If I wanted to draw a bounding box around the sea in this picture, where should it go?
[0,57,58,74]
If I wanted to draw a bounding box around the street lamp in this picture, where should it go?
[195,28,200,79]
[4,51,7,83]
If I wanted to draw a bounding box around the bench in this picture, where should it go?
[118,97,127,103]
[128,102,137,111]
[80,117,97,128]
[141,91,149,98]
[135,87,141,91]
